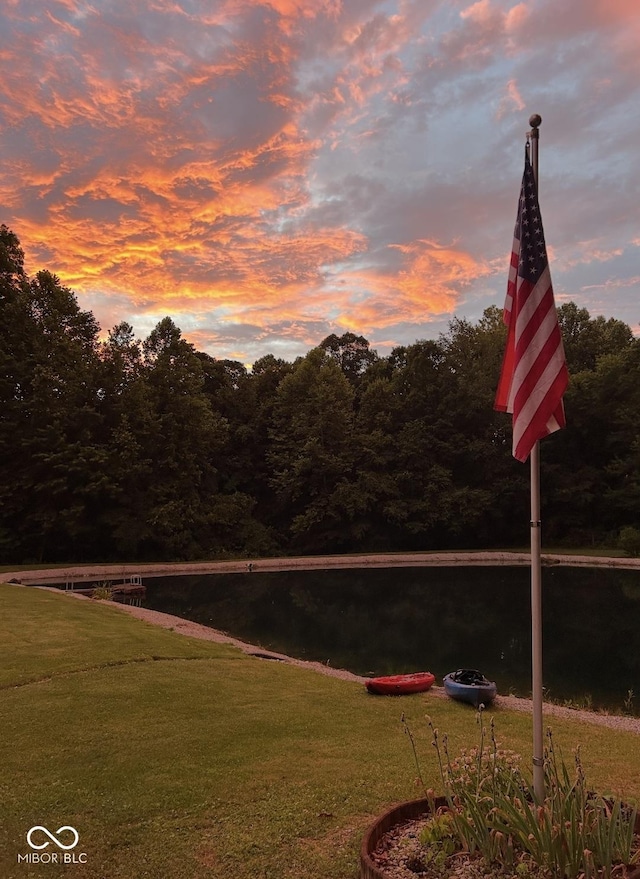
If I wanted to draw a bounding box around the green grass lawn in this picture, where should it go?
[2,583,639,879]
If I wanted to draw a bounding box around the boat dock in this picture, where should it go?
[62,575,145,606]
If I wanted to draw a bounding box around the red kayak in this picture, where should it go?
[365,671,436,695]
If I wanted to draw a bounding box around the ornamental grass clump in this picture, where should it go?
[91,581,114,600]
[402,711,639,879]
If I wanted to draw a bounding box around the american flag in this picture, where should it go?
[495,146,568,463]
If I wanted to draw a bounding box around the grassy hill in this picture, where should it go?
[2,582,639,878]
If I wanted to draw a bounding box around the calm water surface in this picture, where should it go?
[144,565,640,714]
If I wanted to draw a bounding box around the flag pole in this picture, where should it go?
[528,113,545,803]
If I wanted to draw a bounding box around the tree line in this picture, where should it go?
[2,223,639,564]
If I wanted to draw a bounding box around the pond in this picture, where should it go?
[143,564,640,715]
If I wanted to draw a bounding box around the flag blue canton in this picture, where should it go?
[518,153,548,285]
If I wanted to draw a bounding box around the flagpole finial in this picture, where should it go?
[529,113,542,129]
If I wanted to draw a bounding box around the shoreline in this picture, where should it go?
[4,550,640,585]
[6,554,639,735]
[110,599,640,736]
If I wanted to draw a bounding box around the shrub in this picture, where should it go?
[618,526,640,558]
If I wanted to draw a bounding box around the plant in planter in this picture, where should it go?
[362,711,639,879]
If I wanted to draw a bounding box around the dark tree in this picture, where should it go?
[2,220,639,562]
[318,332,378,385]
[0,266,103,561]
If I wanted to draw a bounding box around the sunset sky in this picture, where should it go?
[1,0,639,364]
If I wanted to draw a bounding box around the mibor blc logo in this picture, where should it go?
[17,825,88,865]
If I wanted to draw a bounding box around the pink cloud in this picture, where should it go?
[497,78,525,118]
[0,0,638,362]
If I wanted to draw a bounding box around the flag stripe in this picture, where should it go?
[494,318,515,412]
[494,146,568,463]
[514,317,564,410]
[504,231,519,321]
[510,282,559,409]
[513,338,566,442]
[514,270,554,352]
[514,369,567,461]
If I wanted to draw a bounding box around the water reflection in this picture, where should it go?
[144,565,640,714]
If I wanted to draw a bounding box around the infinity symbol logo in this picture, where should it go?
[27,826,79,850]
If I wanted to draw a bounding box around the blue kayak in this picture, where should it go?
[443,669,497,707]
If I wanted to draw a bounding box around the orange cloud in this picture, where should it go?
[305,239,494,337]
[1,0,638,363]
[390,238,492,310]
